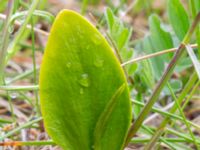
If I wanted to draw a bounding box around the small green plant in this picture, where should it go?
[39,10,132,150]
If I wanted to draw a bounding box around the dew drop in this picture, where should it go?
[94,59,104,67]
[66,62,71,68]
[78,74,90,87]
[86,45,90,50]
[11,93,18,99]
[80,88,84,94]
[8,25,14,33]
[92,34,102,45]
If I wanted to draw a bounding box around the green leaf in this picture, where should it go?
[149,14,173,51]
[117,28,131,50]
[195,0,200,12]
[189,0,200,18]
[105,8,115,32]
[167,0,190,41]
[105,8,132,51]
[105,8,135,76]
[39,10,132,150]
[141,15,173,79]
[130,0,154,13]
[139,60,155,89]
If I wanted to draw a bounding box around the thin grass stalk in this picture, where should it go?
[131,137,196,144]
[182,80,200,110]
[31,18,40,114]
[0,0,16,121]
[139,71,198,149]
[6,0,40,61]
[167,83,200,150]
[0,117,42,141]
[0,118,12,124]
[0,0,14,84]
[144,83,200,149]
[166,127,200,144]
[6,67,39,85]
[143,125,200,145]
[0,85,39,91]
[189,0,200,58]
[132,99,200,130]
[186,45,200,79]
[121,44,197,66]
[0,140,55,146]
[124,12,200,147]
[141,125,176,150]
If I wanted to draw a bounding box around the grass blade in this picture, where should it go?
[186,45,200,80]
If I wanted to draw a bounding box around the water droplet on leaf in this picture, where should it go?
[66,62,71,68]
[80,88,84,94]
[8,25,14,33]
[94,59,104,67]
[79,74,90,87]
[86,45,90,50]
[92,34,102,45]
[11,93,18,99]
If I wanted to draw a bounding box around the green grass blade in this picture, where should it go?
[10,10,55,24]
[0,117,42,141]
[6,0,40,61]
[0,118,12,124]
[125,12,200,146]
[186,45,200,80]
[0,85,39,91]
[167,83,200,150]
